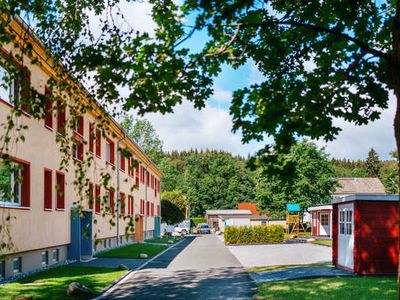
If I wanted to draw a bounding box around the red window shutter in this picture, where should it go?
[78,143,84,161]
[95,185,101,213]
[44,169,52,210]
[44,88,53,129]
[89,183,93,209]
[89,123,94,153]
[95,129,101,157]
[110,141,115,164]
[128,157,131,176]
[151,203,154,217]
[120,193,125,215]
[136,176,139,188]
[146,201,149,216]
[57,101,66,134]
[110,190,115,214]
[56,172,65,209]
[21,162,30,207]
[78,116,84,136]
[120,151,125,171]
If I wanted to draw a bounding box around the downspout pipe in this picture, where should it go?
[116,132,126,247]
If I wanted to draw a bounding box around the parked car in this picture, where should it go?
[196,223,211,234]
[174,219,191,235]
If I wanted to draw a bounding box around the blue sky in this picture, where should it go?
[115,1,396,160]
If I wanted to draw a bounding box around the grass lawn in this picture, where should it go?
[248,264,332,273]
[146,236,182,244]
[257,277,397,299]
[96,243,167,259]
[309,239,332,247]
[0,265,126,300]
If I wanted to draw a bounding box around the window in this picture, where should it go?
[103,239,107,248]
[128,195,134,215]
[44,169,52,210]
[146,171,150,187]
[146,201,149,216]
[89,123,94,153]
[106,138,115,164]
[105,189,114,213]
[0,160,30,207]
[72,142,84,161]
[44,87,53,129]
[339,209,353,235]
[95,129,101,157]
[41,251,48,266]
[73,115,84,136]
[0,260,5,280]
[95,185,101,214]
[56,100,66,134]
[261,221,267,226]
[13,257,21,274]
[0,64,15,105]
[157,205,160,217]
[339,211,345,235]
[321,214,329,226]
[108,239,111,248]
[52,249,59,263]
[151,202,154,217]
[56,172,65,209]
[140,199,144,215]
[346,210,353,235]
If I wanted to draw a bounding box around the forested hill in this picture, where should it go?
[159,150,256,217]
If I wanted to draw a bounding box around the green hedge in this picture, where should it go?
[191,217,207,227]
[224,225,285,245]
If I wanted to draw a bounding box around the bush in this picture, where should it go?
[224,225,284,245]
[191,217,207,227]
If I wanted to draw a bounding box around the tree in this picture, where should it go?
[366,148,382,177]
[380,151,399,194]
[256,141,337,218]
[161,189,187,225]
[121,116,164,164]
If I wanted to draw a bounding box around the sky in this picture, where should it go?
[109,1,396,161]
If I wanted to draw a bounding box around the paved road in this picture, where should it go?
[227,243,331,268]
[100,235,256,299]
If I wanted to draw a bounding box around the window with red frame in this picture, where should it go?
[135,164,140,186]
[128,195,134,215]
[56,172,65,209]
[95,185,100,213]
[109,189,115,214]
[73,114,84,136]
[95,129,101,157]
[89,183,93,209]
[44,169,52,210]
[0,159,30,207]
[151,202,154,217]
[146,172,150,187]
[120,192,125,215]
[72,142,84,161]
[106,138,115,164]
[140,199,144,215]
[56,101,66,134]
[44,88,53,129]
[146,201,149,216]
[157,204,160,217]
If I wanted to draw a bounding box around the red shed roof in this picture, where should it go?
[237,203,260,216]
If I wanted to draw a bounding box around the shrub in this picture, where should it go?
[224,225,284,245]
[191,217,207,227]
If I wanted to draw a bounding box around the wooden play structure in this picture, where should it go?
[286,204,306,235]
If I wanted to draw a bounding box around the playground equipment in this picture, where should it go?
[286,203,306,235]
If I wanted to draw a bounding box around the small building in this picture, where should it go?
[237,203,260,215]
[205,209,270,232]
[332,194,399,275]
[308,205,332,237]
[307,177,386,239]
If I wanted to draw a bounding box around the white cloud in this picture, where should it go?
[144,102,261,156]
[316,93,397,160]
[212,89,232,103]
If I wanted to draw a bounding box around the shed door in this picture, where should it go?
[319,212,330,236]
[338,203,354,269]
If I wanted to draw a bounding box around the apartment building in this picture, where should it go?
[0,17,162,280]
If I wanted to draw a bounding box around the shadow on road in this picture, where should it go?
[106,266,256,300]
[143,235,197,270]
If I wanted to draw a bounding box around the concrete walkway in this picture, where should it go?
[227,243,331,268]
[250,267,355,283]
[99,235,256,299]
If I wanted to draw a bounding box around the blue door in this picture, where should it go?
[68,209,93,261]
[80,211,93,258]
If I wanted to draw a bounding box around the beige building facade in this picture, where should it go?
[0,17,162,280]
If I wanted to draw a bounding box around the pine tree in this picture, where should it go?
[366,148,382,177]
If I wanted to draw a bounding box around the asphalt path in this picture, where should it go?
[99,235,256,300]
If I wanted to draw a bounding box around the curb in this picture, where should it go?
[92,237,187,299]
